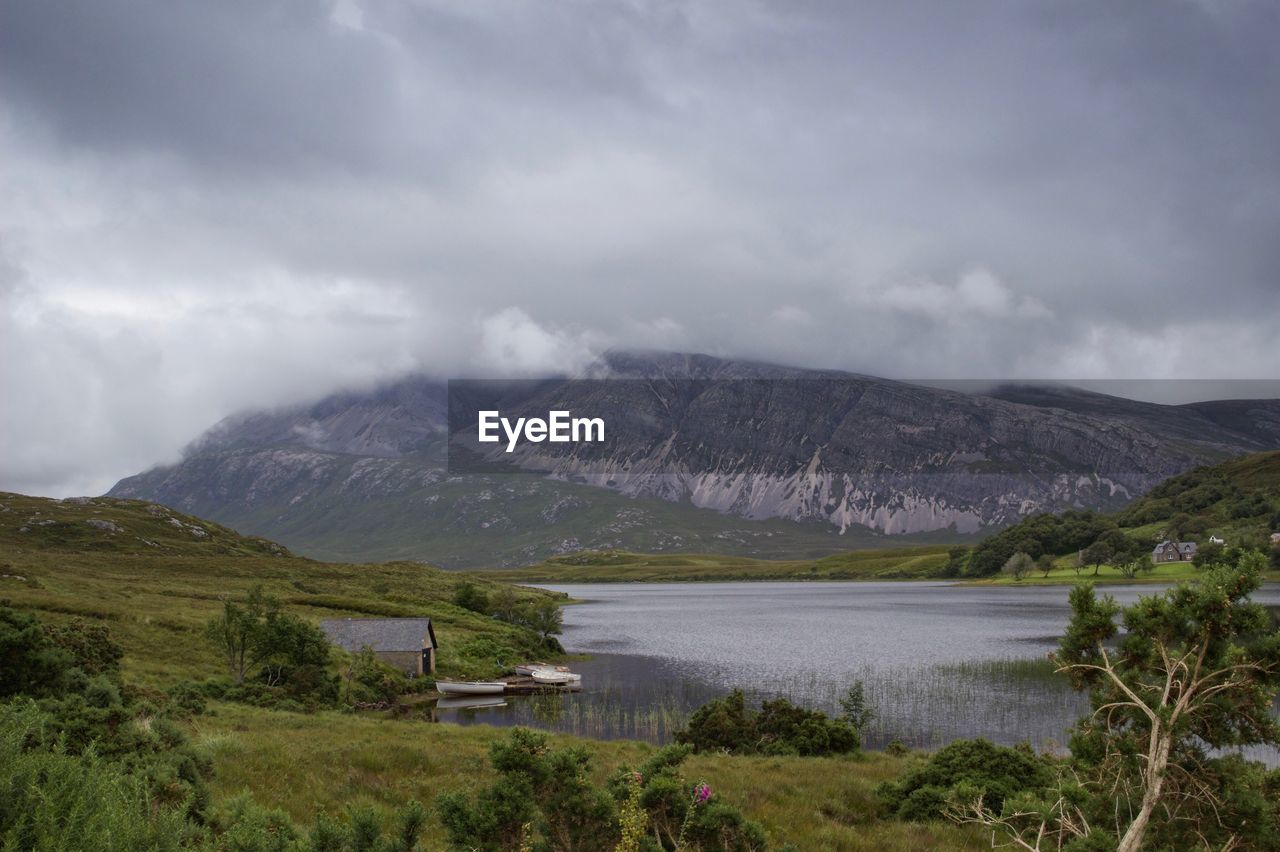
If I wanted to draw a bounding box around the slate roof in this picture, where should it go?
[319,617,437,653]
[1152,540,1197,557]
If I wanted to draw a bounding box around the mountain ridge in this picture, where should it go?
[108,351,1280,567]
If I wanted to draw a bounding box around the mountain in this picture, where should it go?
[108,352,1280,567]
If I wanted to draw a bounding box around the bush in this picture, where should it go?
[875,738,1054,821]
[452,581,490,614]
[44,618,124,676]
[676,689,860,756]
[1002,552,1033,581]
[0,702,199,852]
[0,605,429,850]
[0,604,75,698]
[342,646,411,705]
[440,728,768,851]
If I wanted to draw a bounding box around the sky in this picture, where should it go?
[2,0,1280,497]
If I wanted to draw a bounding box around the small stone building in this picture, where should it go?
[320,617,437,676]
[1151,540,1197,564]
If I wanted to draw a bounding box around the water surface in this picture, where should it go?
[429,581,1280,760]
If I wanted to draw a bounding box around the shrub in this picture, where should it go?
[676,689,860,756]
[1002,552,1033,581]
[438,728,615,851]
[343,646,411,705]
[440,729,768,851]
[0,604,75,698]
[44,618,124,676]
[606,746,768,851]
[875,738,1053,821]
[0,702,198,852]
[452,581,490,614]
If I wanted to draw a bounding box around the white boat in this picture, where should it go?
[437,680,506,696]
[517,663,581,685]
[532,670,572,685]
[515,662,555,676]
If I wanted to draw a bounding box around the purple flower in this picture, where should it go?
[696,784,712,803]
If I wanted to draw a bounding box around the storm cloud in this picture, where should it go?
[2,0,1279,496]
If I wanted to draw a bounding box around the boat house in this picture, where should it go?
[1151,540,1197,564]
[320,617,437,676]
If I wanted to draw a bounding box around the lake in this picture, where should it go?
[426,581,1280,761]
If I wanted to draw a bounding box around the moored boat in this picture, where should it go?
[531,670,572,685]
[517,663,581,684]
[436,680,506,695]
[514,663,548,676]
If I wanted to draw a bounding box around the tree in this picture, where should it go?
[452,582,490,615]
[839,680,876,734]
[939,547,969,578]
[206,589,268,685]
[1002,551,1034,582]
[1057,553,1280,850]
[521,597,564,644]
[489,586,521,623]
[205,586,328,686]
[949,553,1280,851]
[1080,541,1113,577]
[1035,554,1055,579]
[1192,540,1225,569]
[1112,557,1153,580]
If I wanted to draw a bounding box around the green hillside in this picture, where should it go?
[0,492,557,684]
[489,544,954,583]
[1113,450,1280,538]
[962,451,1280,581]
[0,491,294,558]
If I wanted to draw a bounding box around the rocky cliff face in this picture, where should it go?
[109,352,1280,566]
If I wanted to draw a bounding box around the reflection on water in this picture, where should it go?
[421,581,1280,764]
[411,654,710,742]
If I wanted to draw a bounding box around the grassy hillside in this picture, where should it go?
[0,492,557,683]
[486,544,954,583]
[961,451,1280,582]
[0,491,295,557]
[1112,449,1280,541]
[0,491,982,849]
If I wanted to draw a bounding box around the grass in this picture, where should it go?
[484,544,1272,585]
[0,492,560,685]
[196,702,983,850]
[485,545,954,583]
[965,553,1266,586]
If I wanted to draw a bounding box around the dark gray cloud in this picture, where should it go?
[2,0,1279,496]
